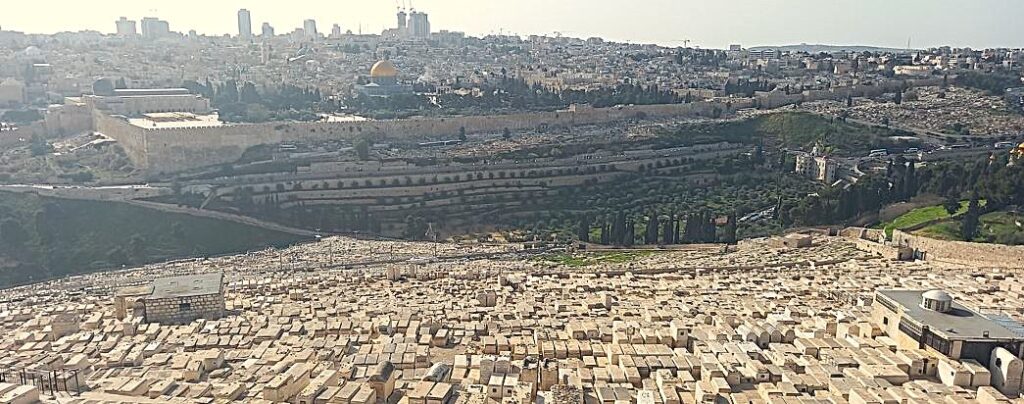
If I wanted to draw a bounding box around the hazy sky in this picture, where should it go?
[2,0,1023,49]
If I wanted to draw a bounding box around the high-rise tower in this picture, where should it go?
[408,11,430,38]
[237,9,252,39]
[397,9,408,31]
[303,19,318,40]
[115,17,137,37]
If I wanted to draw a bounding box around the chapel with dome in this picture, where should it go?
[358,58,411,97]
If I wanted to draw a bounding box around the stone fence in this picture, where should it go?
[891,229,1024,268]
[841,226,1024,268]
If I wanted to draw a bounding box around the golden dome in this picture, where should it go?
[370,60,398,78]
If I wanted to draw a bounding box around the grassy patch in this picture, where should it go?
[915,221,962,241]
[878,201,976,238]
[655,112,918,156]
[533,251,655,268]
[0,191,308,287]
[976,212,1024,245]
[913,210,1023,245]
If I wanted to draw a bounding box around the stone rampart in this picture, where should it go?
[100,100,745,174]
[891,229,1024,268]
[97,78,936,174]
[94,110,148,167]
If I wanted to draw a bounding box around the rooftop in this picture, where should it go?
[146,272,224,300]
[127,113,224,129]
[112,88,192,97]
[878,289,1024,340]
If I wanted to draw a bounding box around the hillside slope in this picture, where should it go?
[0,191,308,287]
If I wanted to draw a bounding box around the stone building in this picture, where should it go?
[114,284,153,320]
[794,145,838,184]
[873,289,1024,367]
[358,59,413,98]
[142,272,226,325]
[81,87,212,116]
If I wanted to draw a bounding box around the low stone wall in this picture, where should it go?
[891,229,1024,268]
[144,293,225,325]
[839,227,885,243]
[854,239,913,260]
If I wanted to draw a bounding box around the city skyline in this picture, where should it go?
[0,0,1022,49]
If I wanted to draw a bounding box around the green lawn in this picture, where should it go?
[877,200,976,238]
[976,212,1024,245]
[915,211,1023,245]
[915,221,962,241]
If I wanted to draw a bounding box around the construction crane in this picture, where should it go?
[666,39,692,48]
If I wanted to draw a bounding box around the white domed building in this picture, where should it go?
[873,289,1024,372]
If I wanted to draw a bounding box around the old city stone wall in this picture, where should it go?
[94,110,149,168]
[96,79,939,174]
[891,229,1024,268]
[144,293,226,325]
[43,102,93,136]
[106,99,748,174]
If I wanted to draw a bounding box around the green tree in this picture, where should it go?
[961,196,981,241]
[644,213,660,245]
[354,138,371,160]
[245,103,271,122]
[943,196,961,216]
[722,212,738,244]
[129,234,147,262]
[29,135,52,156]
[239,82,261,104]
[577,214,592,243]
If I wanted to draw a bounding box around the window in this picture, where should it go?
[179,302,192,311]
[883,317,889,325]
[996,358,1003,367]
[922,331,951,355]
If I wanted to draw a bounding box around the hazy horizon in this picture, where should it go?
[2,0,1024,50]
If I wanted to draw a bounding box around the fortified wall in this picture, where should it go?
[841,226,1024,268]
[106,99,745,175]
[94,110,149,168]
[88,77,940,175]
[891,229,1024,269]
